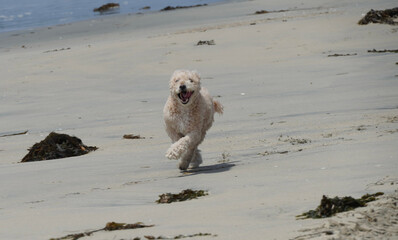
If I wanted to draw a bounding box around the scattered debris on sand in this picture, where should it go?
[358,7,398,25]
[50,222,154,240]
[218,151,231,163]
[368,49,398,53]
[258,148,304,156]
[93,3,120,13]
[327,53,357,57]
[356,125,367,131]
[258,150,289,156]
[386,116,398,123]
[196,40,215,46]
[296,192,384,219]
[254,9,288,15]
[21,132,97,162]
[123,134,145,139]
[0,130,28,137]
[278,135,311,145]
[156,189,208,204]
[160,4,207,11]
[43,47,71,53]
[143,233,216,239]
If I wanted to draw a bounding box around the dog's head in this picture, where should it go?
[169,70,201,105]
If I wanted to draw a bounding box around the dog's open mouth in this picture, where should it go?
[178,91,193,104]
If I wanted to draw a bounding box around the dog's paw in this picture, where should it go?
[179,160,190,171]
[166,147,180,160]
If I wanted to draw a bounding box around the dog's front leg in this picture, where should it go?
[166,136,189,160]
[178,147,196,170]
[165,131,202,161]
[189,148,202,168]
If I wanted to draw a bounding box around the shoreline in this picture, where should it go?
[1,0,397,239]
[0,1,236,51]
[0,0,228,34]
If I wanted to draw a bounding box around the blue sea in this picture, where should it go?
[0,0,221,33]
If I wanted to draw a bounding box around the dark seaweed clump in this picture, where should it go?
[327,53,357,57]
[21,132,97,162]
[160,4,207,11]
[156,189,208,204]
[197,40,215,46]
[254,9,288,15]
[123,134,145,139]
[297,192,384,219]
[358,7,398,25]
[104,222,153,231]
[368,49,398,53]
[93,3,120,13]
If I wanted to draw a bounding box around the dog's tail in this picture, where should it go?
[213,99,224,115]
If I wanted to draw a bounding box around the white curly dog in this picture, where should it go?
[163,70,223,170]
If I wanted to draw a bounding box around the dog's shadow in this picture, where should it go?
[179,161,236,177]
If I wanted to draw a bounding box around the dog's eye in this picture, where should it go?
[175,79,180,83]
[189,78,193,83]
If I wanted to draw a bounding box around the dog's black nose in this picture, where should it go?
[179,85,187,91]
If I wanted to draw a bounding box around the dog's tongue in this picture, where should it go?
[181,91,192,101]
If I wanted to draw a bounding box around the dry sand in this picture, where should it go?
[0,0,397,239]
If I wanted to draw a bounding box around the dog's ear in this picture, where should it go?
[191,70,201,82]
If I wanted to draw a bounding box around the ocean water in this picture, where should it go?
[0,0,221,33]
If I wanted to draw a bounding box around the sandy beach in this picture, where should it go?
[1,0,397,239]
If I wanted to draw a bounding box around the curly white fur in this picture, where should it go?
[163,70,223,170]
